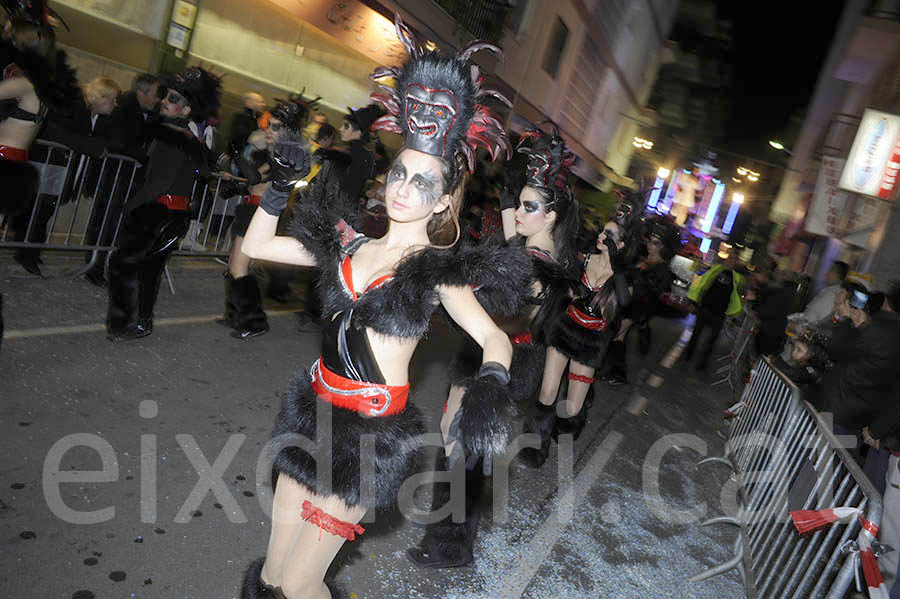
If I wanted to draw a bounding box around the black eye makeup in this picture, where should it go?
[410,171,439,204]
[522,200,542,213]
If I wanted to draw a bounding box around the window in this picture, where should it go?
[541,17,569,79]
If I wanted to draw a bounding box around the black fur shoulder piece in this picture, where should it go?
[289,177,345,267]
[348,239,533,339]
[1,41,80,117]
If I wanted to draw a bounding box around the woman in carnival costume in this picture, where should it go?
[0,0,78,345]
[219,98,312,339]
[406,124,580,568]
[520,210,633,467]
[239,16,529,599]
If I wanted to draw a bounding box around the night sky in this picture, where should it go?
[716,0,846,155]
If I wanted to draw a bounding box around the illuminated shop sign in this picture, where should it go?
[839,108,900,200]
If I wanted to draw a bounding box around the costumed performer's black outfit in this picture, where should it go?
[105,67,221,341]
[220,99,313,339]
[1,0,79,344]
[407,127,577,568]
[605,221,676,385]
[241,16,526,598]
[520,236,632,467]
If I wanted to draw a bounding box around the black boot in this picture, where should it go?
[519,402,557,469]
[553,384,592,441]
[215,273,238,329]
[605,340,628,386]
[240,558,282,599]
[231,274,269,339]
[407,455,483,569]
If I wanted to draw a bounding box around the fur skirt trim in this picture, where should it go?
[545,310,613,368]
[270,370,425,510]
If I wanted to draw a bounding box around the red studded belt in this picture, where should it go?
[0,145,28,162]
[509,332,533,345]
[567,305,609,331]
[156,194,191,211]
[242,194,261,206]
[309,358,408,417]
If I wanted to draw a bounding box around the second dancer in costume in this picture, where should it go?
[219,98,311,339]
[520,217,632,468]
[239,17,528,599]
[407,124,579,568]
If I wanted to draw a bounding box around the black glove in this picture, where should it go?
[603,229,627,273]
[478,361,511,385]
[499,187,518,211]
[268,129,311,194]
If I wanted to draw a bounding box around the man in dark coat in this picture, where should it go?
[228,91,264,155]
[105,67,220,341]
[109,73,159,158]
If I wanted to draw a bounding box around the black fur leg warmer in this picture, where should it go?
[241,558,278,599]
[519,402,557,469]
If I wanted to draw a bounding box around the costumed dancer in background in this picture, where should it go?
[407,124,579,568]
[603,220,677,386]
[238,16,526,599]
[105,67,221,341]
[0,0,78,347]
[218,99,311,339]
[520,218,632,468]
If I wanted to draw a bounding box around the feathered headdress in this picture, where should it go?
[165,67,222,122]
[516,122,576,199]
[272,88,320,133]
[369,15,511,172]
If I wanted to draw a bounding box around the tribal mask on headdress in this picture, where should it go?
[516,123,575,203]
[370,15,511,172]
[165,67,222,122]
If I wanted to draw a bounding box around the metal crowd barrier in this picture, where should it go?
[692,356,884,598]
[1,140,241,278]
[712,310,760,397]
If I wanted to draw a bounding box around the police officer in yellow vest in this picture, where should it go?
[684,255,744,371]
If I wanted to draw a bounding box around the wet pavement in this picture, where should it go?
[2,254,744,598]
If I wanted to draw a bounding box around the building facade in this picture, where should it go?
[769,0,900,285]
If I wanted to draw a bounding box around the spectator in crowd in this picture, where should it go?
[753,271,803,357]
[15,75,120,276]
[857,281,900,594]
[821,283,900,466]
[683,255,744,372]
[802,260,849,324]
[228,91,264,155]
[109,73,159,158]
[335,104,384,227]
[772,327,831,396]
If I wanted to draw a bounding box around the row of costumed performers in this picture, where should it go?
[232,15,678,598]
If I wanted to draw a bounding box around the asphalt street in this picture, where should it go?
[1,254,744,598]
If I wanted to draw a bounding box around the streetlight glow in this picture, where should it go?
[769,140,785,150]
[737,167,748,176]
[657,167,671,179]
[733,192,744,204]
[747,173,759,182]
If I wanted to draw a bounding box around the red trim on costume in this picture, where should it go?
[509,332,533,345]
[0,145,29,162]
[859,514,879,538]
[242,194,261,206]
[156,194,191,211]
[568,372,595,384]
[301,500,365,541]
[310,358,408,417]
[339,255,394,301]
[567,305,608,331]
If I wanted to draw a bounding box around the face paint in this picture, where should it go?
[404,84,458,158]
[388,159,440,205]
[522,200,543,214]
